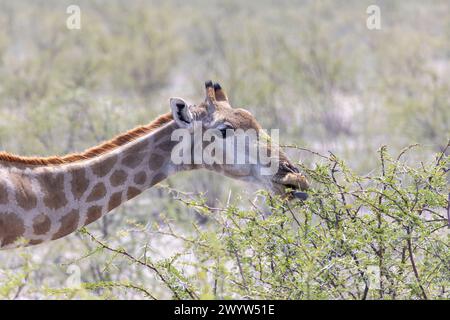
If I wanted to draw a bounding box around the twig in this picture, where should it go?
[447,193,450,229]
[13,273,28,300]
[406,227,428,300]
[83,281,156,300]
[232,247,250,295]
[280,144,329,159]
[286,203,302,227]
[376,146,387,298]
[83,229,198,300]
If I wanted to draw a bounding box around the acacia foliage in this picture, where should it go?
[73,144,449,300]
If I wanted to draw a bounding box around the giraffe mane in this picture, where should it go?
[0,112,174,166]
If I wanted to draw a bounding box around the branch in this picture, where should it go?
[406,228,428,300]
[82,229,198,300]
[447,193,450,229]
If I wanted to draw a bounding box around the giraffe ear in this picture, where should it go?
[170,97,193,128]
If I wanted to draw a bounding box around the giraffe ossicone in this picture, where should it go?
[0,81,309,249]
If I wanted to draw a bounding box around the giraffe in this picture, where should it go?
[0,81,309,249]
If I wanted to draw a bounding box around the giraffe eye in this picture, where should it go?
[219,125,234,138]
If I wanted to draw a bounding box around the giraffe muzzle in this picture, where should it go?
[271,161,310,200]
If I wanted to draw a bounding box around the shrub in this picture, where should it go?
[73,143,449,300]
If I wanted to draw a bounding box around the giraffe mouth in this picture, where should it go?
[275,183,308,201]
[283,184,309,200]
[272,170,310,201]
[271,180,309,201]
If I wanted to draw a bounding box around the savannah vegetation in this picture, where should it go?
[0,0,448,299]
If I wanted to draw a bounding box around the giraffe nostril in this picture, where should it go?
[280,162,299,174]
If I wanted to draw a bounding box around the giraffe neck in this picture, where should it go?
[0,120,182,249]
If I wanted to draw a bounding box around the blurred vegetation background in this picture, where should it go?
[0,0,448,299]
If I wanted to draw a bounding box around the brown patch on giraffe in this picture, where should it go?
[29,239,44,246]
[148,154,165,171]
[52,209,80,240]
[38,172,68,210]
[33,214,51,235]
[121,140,149,169]
[70,167,90,200]
[122,153,145,169]
[0,212,25,247]
[10,172,37,210]
[108,192,123,211]
[110,170,127,187]
[133,171,147,185]
[86,183,106,202]
[0,181,8,204]
[0,113,173,165]
[127,187,141,200]
[92,155,117,177]
[150,172,168,186]
[155,138,176,152]
[85,206,102,225]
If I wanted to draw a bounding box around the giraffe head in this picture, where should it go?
[169,81,309,200]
